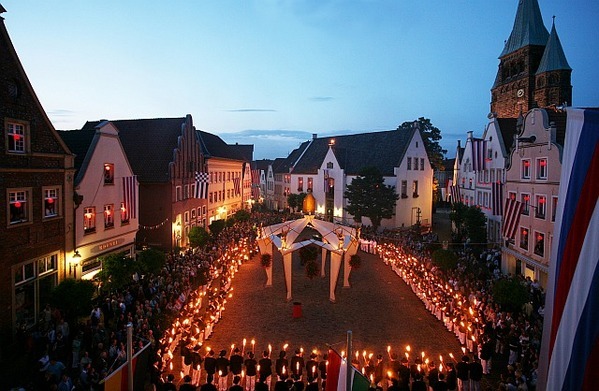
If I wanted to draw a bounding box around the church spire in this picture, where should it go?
[500,0,549,57]
[536,18,571,74]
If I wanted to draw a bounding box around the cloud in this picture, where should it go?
[226,108,277,112]
[309,96,334,102]
[48,109,76,117]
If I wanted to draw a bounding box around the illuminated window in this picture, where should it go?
[535,195,546,219]
[521,193,530,215]
[7,121,26,153]
[534,232,545,257]
[551,196,558,222]
[413,180,419,197]
[521,159,531,179]
[520,227,529,250]
[104,204,114,229]
[307,177,313,191]
[120,202,129,224]
[536,158,548,180]
[84,207,96,233]
[44,188,59,218]
[9,189,30,225]
[104,163,114,184]
[401,181,408,198]
[298,177,304,192]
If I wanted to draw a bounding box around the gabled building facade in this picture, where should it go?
[198,131,251,223]
[289,128,433,229]
[59,122,139,280]
[1,9,75,332]
[81,115,205,251]
[502,108,566,288]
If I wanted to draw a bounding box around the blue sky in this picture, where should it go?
[3,1,599,159]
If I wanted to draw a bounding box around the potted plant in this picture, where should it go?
[349,254,362,270]
[260,253,272,268]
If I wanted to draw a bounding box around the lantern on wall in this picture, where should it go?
[302,189,316,215]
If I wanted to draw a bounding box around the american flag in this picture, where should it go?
[122,176,138,219]
[491,182,503,216]
[538,108,599,390]
[195,171,209,199]
[472,139,487,172]
[501,197,523,239]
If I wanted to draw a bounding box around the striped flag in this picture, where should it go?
[538,108,599,390]
[195,171,209,199]
[251,169,261,199]
[122,176,137,219]
[325,349,369,391]
[502,197,523,239]
[472,139,487,171]
[233,177,241,195]
[492,182,503,216]
[450,185,461,204]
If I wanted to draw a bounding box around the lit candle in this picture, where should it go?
[283,343,288,351]
[269,344,272,356]
[252,339,256,353]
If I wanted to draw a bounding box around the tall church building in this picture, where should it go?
[491,0,571,118]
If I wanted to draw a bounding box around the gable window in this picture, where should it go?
[520,227,529,250]
[104,163,114,184]
[104,204,114,229]
[401,181,408,198]
[9,189,30,225]
[298,177,304,192]
[191,209,196,219]
[420,158,424,171]
[7,121,26,153]
[521,159,531,180]
[209,192,213,203]
[536,158,548,180]
[120,202,129,224]
[327,162,334,169]
[43,187,59,218]
[84,207,96,234]
[551,196,558,222]
[407,157,412,170]
[535,195,546,219]
[412,180,419,198]
[184,185,189,199]
[534,232,545,257]
[307,177,313,191]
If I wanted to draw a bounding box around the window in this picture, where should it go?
[469,178,473,189]
[104,204,114,229]
[327,162,334,169]
[407,157,412,170]
[552,196,558,222]
[307,177,313,191]
[227,189,231,199]
[14,254,58,329]
[534,232,545,257]
[191,183,196,198]
[184,185,189,199]
[184,211,189,223]
[176,186,182,201]
[536,158,548,180]
[43,187,59,218]
[508,191,517,201]
[401,180,408,198]
[412,180,419,197]
[9,189,30,225]
[202,206,207,215]
[521,159,531,179]
[298,177,304,192]
[535,195,546,219]
[209,192,213,203]
[521,193,530,215]
[120,202,129,224]
[420,158,424,171]
[7,121,26,153]
[104,163,114,184]
[520,227,529,250]
[191,209,196,219]
[84,207,96,233]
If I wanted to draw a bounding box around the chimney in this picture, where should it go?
[467,131,473,140]
[312,133,318,140]
[457,140,461,148]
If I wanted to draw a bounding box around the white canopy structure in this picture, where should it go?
[256,215,360,302]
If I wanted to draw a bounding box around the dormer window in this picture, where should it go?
[104,163,114,184]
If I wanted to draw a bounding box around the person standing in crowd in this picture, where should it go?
[468,356,483,391]
[205,350,217,385]
[163,374,177,391]
[229,375,243,391]
[318,353,328,391]
[259,350,273,390]
[180,375,197,391]
[305,353,318,383]
[216,349,230,391]
[191,344,204,386]
[230,348,244,377]
[201,377,218,391]
[290,349,304,380]
[275,351,288,381]
[456,356,470,391]
[244,351,258,391]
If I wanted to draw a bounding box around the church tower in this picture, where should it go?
[490,0,572,118]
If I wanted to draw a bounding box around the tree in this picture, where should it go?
[137,248,166,275]
[344,167,399,231]
[492,278,530,313]
[449,202,468,241]
[209,219,226,238]
[188,226,211,248]
[397,117,447,171]
[287,193,300,212]
[233,209,251,222]
[50,279,95,323]
[96,253,138,291]
[464,205,488,248]
[432,249,459,272]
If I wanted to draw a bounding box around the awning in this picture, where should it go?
[502,246,549,273]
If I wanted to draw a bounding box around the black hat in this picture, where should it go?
[220,350,227,356]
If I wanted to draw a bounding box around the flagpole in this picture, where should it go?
[346,330,352,391]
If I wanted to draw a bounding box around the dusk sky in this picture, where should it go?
[3,1,599,160]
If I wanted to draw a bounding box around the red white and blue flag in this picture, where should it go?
[539,108,599,390]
